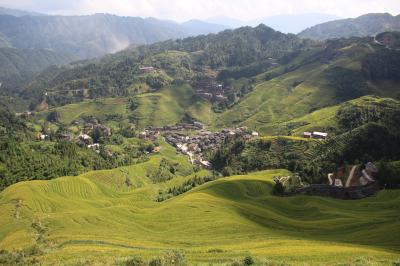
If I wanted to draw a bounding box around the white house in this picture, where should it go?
[312,132,328,139]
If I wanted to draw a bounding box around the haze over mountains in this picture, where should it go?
[0,6,399,95]
[0,2,400,265]
[207,13,340,33]
[0,7,227,60]
[299,13,400,40]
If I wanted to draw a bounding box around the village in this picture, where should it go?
[36,119,114,153]
[139,120,259,168]
[192,80,232,101]
[35,112,329,168]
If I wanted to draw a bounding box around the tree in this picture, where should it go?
[273,180,285,195]
[46,111,60,122]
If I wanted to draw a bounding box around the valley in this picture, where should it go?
[0,5,400,265]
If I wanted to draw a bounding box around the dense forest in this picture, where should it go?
[0,106,153,190]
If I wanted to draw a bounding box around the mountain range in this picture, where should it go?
[0,6,400,265]
[207,13,340,33]
[0,11,227,60]
[299,13,400,40]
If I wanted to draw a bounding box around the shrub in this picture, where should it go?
[163,250,186,266]
[125,256,145,266]
[149,258,162,266]
[46,111,59,122]
[243,255,254,265]
[377,161,400,188]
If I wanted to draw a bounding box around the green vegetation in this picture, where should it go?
[47,98,129,125]
[0,163,399,265]
[210,96,400,186]
[130,85,213,128]
[0,140,139,191]
[1,19,400,266]
[0,106,157,190]
[0,47,72,92]
[210,136,312,177]
[216,38,400,132]
[17,24,311,109]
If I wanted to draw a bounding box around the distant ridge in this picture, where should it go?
[298,13,400,40]
[0,6,44,16]
[0,9,228,60]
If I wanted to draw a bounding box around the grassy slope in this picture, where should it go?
[43,84,214,128]
[0,141,399,265]
[216,65,334,132]
[48,98,129,125]
[133,84,214,128]
[265,95,395,136]
[216,42,400,134]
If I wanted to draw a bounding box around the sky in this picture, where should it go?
[1,0,400,22]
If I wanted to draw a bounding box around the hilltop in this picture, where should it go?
[298,13,400,40]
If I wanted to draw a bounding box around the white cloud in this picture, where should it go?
[1,0,400,21]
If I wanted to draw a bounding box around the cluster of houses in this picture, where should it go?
[15,111,33,117]
[165,127,258,168]
[36,120,112,153]
[328,162,378,188]
[303,131,328,139]
[139,121,205,142]
[149,121,204,132]
[132,119,261,169]
[138,66,157,74]
[81,122,112,137]
[193,80,232,101]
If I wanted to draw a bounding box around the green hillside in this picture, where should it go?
[265,95,395,136]
[47,98,129,125]
[42,84,214,128]
[28,35,400,135]
[18,24,311,108]
[216,38,400,133]
[0,47,73,91]
[0,141,399,265]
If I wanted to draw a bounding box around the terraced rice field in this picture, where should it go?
[0,142,399,265]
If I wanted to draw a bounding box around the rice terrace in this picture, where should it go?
[0,1,400,265]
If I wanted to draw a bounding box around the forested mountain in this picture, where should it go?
[1,9,400,264]
[0,47,73,91]
[20,24,312,107]
[207,13,340,34]
[217,36,400,131]
[0,13,227,60]
[142,24,311,67]
[298,13,400,40]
